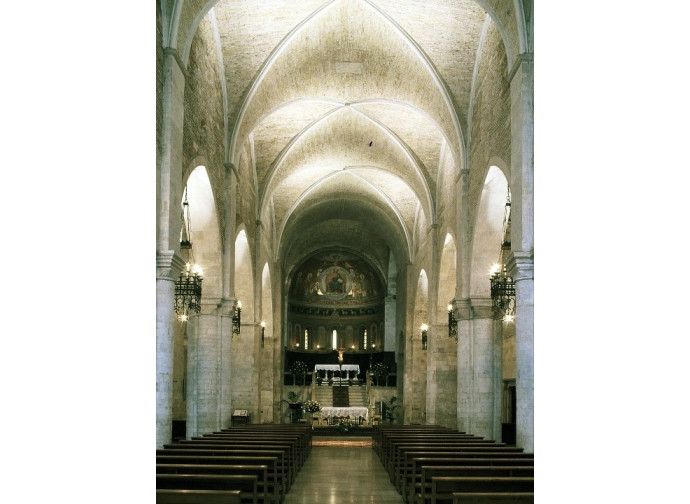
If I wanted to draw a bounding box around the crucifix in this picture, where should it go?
[337,347,346,379]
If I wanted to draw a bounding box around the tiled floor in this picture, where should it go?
[283,436,404,503]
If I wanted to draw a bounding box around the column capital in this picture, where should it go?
[508,52,533,85]
[163,47,188,80]
[453,297,494,320]
[470,297,494,319]
[156,250,185,281]
[225,162,238,179]
[506,250,534,282]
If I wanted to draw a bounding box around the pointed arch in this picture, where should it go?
[470,165,508,296]
[438,232,457,312]
[184,164,222,301]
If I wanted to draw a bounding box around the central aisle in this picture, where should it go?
[283,437,404,504]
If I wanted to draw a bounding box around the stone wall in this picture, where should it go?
[183,16,227,246]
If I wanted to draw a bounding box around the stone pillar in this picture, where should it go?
[156,251,185,448]
[186,301,233,438]
[507,251,534,452]
[455,298,472,433]
[456,298,499,440]
[492,317,504,442]
[156,47,186,448]
[509,52,534,452]
[222,163,237,301]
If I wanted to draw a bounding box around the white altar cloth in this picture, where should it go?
[320,406,369,422]
[314,364,360,374]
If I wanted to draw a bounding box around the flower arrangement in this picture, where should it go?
[337,418,357,433]
[290,360,308,376]
[290,361,308,384]
[372,362,388,385]
[303,399,321,413]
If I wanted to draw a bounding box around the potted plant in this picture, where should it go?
[281,391,303,423]
[382,396,400,423]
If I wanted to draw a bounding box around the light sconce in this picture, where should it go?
[260,321,265,348]
[448,304,458,339]
[420,324,428,350]
[232,301,242,334]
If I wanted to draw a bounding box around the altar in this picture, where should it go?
[320,406,369,423]
[314,364,360,374]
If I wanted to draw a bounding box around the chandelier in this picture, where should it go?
[490,189,515,323]
[175,186,203,322]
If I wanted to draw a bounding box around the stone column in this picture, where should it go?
[455,298,472,433]
[156,251,185,448]
[509,51,534,452]
[492,316,504,442]
[156,47,186,448]
[186,301,233,438]
[456,298,500,440]
[507,251,534,452]
[469,299,497,440]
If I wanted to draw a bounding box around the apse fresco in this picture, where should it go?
[290,251,382,304]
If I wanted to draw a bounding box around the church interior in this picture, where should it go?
[156,0,534,500]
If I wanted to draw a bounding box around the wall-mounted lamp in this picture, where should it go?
[232,301,242,334]
[448,304,458,339]
[421,324,428,350]
[260,321,265,348]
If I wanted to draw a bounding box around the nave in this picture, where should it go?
[283,437,402,504]
[156,424,534,503]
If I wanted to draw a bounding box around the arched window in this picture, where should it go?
[332,329,337,349]
[304,329,309,350]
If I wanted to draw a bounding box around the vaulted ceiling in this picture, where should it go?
[211,0,489,273]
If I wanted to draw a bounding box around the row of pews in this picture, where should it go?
[156,424,313,504]
[372,425,535,504]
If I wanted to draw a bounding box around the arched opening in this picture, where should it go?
[231,227,256,416]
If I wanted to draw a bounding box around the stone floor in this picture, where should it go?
[283,436,404,503]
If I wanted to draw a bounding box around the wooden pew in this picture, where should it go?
[156,450,289,495]
[403,457,535,504]
[375,429,470,457]
[415,467,533,504]
[172,439,300,477]
[161,444,294,485]
[391,445,526,487]
[156,455,282,504]
[430,477,534,504]
[156,465,269,504]
[381,435,490,466]
[451,492,534,504]
[157,489,241,504]
[196,433,308,467]
[156,474,258,504]
[453,492,534,504]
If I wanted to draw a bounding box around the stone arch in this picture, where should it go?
[438,231,457,314]
[231,226,256,413]
[261,262,273,341]
[183,164,222,301]
[470,165,509,297]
